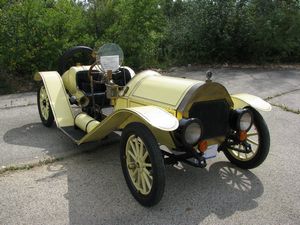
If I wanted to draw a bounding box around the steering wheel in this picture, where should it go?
[58,46,95,75]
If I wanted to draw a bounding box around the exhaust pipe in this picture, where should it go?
[79,96,90,107]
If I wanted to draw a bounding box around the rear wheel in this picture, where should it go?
[223,108,270,169]
[120,123,165,207]
[37,85,54,127]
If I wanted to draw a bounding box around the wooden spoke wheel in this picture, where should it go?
[120,123,165,206]
[224,108,270,169]
[37,85,54,127]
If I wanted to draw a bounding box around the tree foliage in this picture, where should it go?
[163,0,300,64]
[1,0,300,79]
[0,0,93,74]
[103,0,165,66]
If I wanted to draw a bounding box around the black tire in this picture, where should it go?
[58,46,94,75]
[37,85,54,127]
[223,108,270,169]
[120,122,165,207]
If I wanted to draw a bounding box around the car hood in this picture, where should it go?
[124,70,233,115]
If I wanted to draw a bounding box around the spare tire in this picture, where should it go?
[58,46,94,75]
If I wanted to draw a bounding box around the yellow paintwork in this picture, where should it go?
[176,111,183,120]
[121,70,203,110]
[36,69,179,147]
[115,71,234,117]
[131,74,200,108]
[118,114,176,148]
[74,113,100,133]
[114,97,128,110]
[36,71,74,127]
[78,106,178,145]
[128,106,178,131]
[121,70,161,96]
[181,82,234,117]
[62,65,100,104]
[112,72,256,148]
[231,93,272,111]
[113,71,236,148]
[37,65,271,150]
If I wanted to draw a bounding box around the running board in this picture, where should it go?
[59,126,86,142]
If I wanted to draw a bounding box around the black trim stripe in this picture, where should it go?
[177,82,204,112]
[85,119,97,132]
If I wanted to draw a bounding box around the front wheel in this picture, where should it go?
[37,85,54,127]
[120,123,165,207]
[223,108,270,169]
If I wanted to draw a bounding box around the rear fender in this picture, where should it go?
[35,71,74,127]
[231,93,272,111]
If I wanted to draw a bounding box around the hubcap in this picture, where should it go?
[229,124,259,161]
[125,135,153,195]
[39,86,50,120]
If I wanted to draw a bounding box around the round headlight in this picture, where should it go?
[184,122,202,145]
[238,110,253,131]
[178,119,202,146]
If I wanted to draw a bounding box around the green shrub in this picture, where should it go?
[1,0,300,91]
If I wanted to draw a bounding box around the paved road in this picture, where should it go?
[0,105,121,167]
[0,68,300,225]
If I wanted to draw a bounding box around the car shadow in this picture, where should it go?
[3,123,264,225]
[63,154,264,225]
[3,122,120,156]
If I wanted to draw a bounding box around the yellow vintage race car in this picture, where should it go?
[34,43,271,206]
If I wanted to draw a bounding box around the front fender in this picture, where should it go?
[78,106,179,145]
[231,93,272,111]
[127,106,179,131]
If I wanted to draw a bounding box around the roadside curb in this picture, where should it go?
[0,92,36,109]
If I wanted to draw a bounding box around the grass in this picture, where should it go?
[0,157,63,175]
[264,88,300,101]
[264,89,300,115]
[270,103,300,115]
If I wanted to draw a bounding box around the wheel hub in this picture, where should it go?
[128,163,136,170]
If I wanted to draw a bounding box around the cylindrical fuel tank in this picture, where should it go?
[74,113,100,133]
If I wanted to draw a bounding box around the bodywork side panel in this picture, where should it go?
[231,93,272,111]
[36,71,74,127]
[78,106,178,145]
